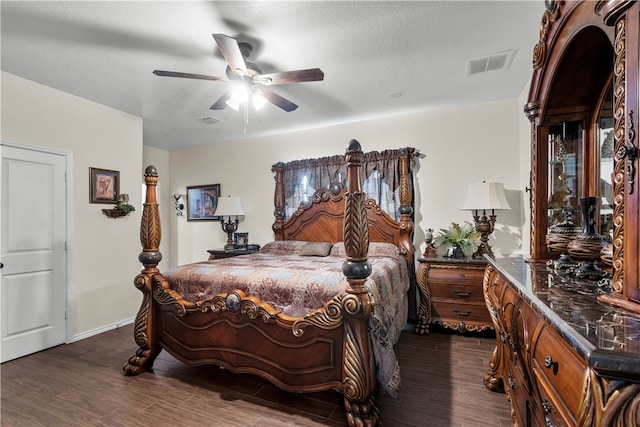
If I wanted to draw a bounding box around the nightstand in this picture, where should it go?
[416,257,492,333]
[207,248,258,260]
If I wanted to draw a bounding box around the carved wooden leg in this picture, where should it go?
[414,263,431,335]
[344,396,379,427]
[123,274,160,375]
[123,345,159,376]
[483,344,505,393]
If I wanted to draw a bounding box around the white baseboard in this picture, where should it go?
[70,316,135,343]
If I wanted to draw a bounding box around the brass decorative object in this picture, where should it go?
[461,182,511,258]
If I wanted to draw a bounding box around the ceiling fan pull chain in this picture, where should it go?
[244,100,249,133]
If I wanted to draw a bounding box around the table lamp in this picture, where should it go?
[462,182,511,258]
[216,196,244,250]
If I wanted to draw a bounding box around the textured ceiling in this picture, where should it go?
[1,1,544,151]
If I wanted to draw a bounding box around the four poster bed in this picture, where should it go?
[123,140,423,426]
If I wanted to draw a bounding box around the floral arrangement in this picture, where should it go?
[114,201,136,213]
[114,193,135,212]
[432,222,481,258]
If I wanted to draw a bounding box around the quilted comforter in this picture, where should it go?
[162,240,410,397]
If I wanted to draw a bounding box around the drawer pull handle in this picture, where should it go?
[451,289,472,297]
[544,355,559,374]
[542,399,556,427]
[507,371,517,390]
[453,310,471,317]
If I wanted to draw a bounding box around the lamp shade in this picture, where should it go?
[215,196,244,217]
[461,182,511,210]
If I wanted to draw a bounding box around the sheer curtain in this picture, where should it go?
[280,148,415,221]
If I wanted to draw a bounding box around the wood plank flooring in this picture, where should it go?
[1,324,512,426]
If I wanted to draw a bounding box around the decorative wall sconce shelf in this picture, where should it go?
[102,209,130,218]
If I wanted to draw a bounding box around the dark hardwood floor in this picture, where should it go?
[1,323,511,426]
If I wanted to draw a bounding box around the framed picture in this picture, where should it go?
[90,167,119,204]
[186,184,221,221]
[234,232,249,249]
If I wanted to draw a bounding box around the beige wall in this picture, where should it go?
[1,71,143,340]
[167,97,528,265]
[2,70,532,339]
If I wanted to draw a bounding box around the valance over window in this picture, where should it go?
[273,147,416,221]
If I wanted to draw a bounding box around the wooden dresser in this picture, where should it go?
[484,257,640,426]
[416,257,491,334]
[484,1,640,424]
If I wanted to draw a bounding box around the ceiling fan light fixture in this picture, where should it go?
[225,85,249,110]
[154,34,323,114]
[225,95,241,111]
[232,85,249,103]
[252,92,267,110]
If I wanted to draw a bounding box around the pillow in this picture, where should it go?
[260,240,333,256]
[368,242,401,259]
[331,241,400,259]
[260,240,308,255]
[300,242,333,257]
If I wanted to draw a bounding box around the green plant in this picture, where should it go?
[114,201,136,212]
[432,222,481,257]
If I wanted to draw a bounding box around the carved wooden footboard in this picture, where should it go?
[124,140,381,426]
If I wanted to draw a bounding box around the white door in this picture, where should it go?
[1,144,68,362]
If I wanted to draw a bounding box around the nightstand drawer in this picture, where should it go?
[429,281,485,303]
[426,265,485,284]
[431,301,492,324]
[531,323,587,423]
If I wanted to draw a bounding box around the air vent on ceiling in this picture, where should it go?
[466,50,516,76]
[198,116,224,125]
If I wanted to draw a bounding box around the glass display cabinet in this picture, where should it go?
[483,2,640,424]
[524,0,639,312]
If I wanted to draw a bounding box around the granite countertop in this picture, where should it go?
[487,256,640,377]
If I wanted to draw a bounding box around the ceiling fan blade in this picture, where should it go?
[257,88,298,112]
[212,34,247,76]
[256,68,325,85]
[153,70,227,81]
[210,90,232,110]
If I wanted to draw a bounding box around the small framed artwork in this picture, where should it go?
[90,167,119,204]
[234,232,249,249]
[186,184,221,221]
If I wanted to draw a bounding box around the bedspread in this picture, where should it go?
[162,241,409,396]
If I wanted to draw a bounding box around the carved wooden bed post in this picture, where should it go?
[123,165,162,375]
[397,147,415,258]
[341,139,378,426]
[271,161,285,240]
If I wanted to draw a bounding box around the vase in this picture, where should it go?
[550,253,578,275]
[567,196,607,262]
[546,208,580,254]
[451,244,465,259]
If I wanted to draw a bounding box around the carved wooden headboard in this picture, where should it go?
[271,141,416,269]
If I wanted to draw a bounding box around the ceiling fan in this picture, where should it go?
[153,34,324,112]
